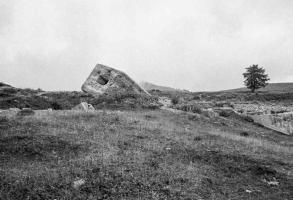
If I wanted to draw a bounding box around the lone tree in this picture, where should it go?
[243,64,270,93]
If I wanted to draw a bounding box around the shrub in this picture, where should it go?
[0,116,9,124]
[219,110,232,117]
[17,108,35,116]
[240,131,249,137]
[241,115,254,123]
[194,136,202,141]
[192,95,201,100]
[188,114,200,121]
[192,106,202,114]
[171,96,179,105]
[173,103,202,114]
[51,102,62,110]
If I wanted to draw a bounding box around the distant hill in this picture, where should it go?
[139,81,183,92]
[223,82,293,93]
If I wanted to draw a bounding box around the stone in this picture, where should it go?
[72,102,95,111]
[202,108,219,118]
[82,64,149,97]
[158,97,171,108]
[73,179,85,189]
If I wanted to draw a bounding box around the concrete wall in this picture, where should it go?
[251,113,293,135]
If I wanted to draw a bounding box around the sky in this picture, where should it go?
[0,0,293,91]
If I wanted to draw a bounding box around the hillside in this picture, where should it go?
[223,82,293,93]
[0,82,160,110]
[0,109,292,199]
[0,82,90,110]
[140,81,183,92]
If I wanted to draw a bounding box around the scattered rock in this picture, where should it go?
[245,189,252,193]
[266,180,279,186]
[202,109,219,118]
[72,102,95,111]
[158,97,172,108]
[82,64,149,97]
[263,177,279,186]
[73,179,85,189]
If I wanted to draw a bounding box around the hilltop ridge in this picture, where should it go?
[222,82,293,93]
[139,81,186,92]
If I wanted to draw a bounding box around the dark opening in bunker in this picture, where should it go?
[97,75,109,85]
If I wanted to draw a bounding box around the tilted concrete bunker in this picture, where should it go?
[82,64,149,97]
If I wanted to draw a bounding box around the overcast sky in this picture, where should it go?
[0,0,292,91]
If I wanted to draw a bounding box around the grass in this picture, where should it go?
[0,109,292,199]
[0,82,161,110]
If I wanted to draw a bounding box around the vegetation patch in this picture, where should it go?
[0,109,292,199]
[16,109,35,116]
[0,135,85,162]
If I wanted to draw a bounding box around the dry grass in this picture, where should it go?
[0,109,292,199]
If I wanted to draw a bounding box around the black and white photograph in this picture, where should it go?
[0,0,292,199]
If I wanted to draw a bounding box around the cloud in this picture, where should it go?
[0,0,293,91]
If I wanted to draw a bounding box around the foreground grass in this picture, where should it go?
[0,110,292,200]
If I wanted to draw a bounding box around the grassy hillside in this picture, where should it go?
[140,81,184,92]
[0,110,292,199]
[0,82,160,110]
[223,82,293,93]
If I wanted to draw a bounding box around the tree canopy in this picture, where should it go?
[243,65,270,93]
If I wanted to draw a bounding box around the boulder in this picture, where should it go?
[72,102,95,111]
[82,64,149,97]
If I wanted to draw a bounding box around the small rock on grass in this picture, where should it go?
[73,179,85,189]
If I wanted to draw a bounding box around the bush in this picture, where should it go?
[241,115,254,123]
[0,116,9,124]
[173,103,202,114]
[171,96,179,105]
[214,101,234,108]
[191,106,202,114]
[51,102,62,110]
[194,136,202,141]
[17,108,35,116]
[219,110,232,117]
[240,131,249,137]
